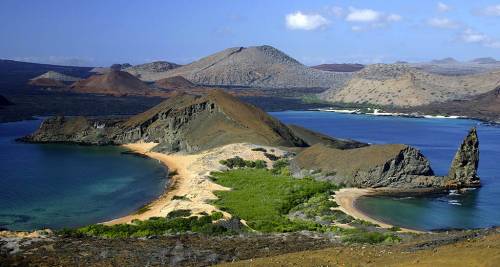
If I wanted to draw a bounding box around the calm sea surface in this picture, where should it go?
[0,119,167,231]
[272,111,500,231]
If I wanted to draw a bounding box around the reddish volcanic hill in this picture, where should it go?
[155,76,196,90]
[70,70,151,96]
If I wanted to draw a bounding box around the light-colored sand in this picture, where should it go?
[334,188,422,233]
[106,142,287,225]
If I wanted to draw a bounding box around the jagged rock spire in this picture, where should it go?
[447,127,480,187]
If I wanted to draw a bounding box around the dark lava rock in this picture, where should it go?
[447,127,480,187]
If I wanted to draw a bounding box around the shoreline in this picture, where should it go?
[314,107,466,120]
[105,143,230,225]
[105,142,287,225]
[334,188,424,233]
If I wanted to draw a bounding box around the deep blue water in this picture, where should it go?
[272,111,500,231]
[0,119,167,231]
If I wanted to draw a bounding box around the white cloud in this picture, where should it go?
[460,29,500,48]
[461,29,488,43]
[346,8,381,22]
[285,11,329,30]
[476,5,500,16]
[437,2,451,12]
[427,17,459,29]
[345,7,401,31]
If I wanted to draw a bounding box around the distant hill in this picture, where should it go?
[470,57,498,64]
[155,76,196,90]
[110,63,132,70]
[28,78,66,88]
[407,86,500,123]
[311,64,364,72]
[0,59,92,91]
[31,71,81,82]
[320,64,500,107]
[430,57,459,64]
[124,61,180,80]
[70,70,153,96]
[147,45,352,89]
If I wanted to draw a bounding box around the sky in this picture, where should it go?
[1,0,500,66]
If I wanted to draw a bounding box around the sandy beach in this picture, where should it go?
[334,188,423,233]
[106,142,287,225]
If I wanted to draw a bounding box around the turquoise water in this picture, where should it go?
[272,111,500,231]
[0,119,167,231]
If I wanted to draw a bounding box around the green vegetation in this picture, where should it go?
[59,212,232,238]
[211,168,338,232]
[289,192,340,220]
[271,159,290,176]
[351,219,380,227]
[219,156,267,169]
[251,147,267,152]
[166,209,192,219]
[264,152,280,161]
[389,226,402,232]
[172,195,190,201]
[134,204,151,215]
[341,230,401,244]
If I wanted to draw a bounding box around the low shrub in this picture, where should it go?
[167,209,192,219]
[264,153,280,161]
[220,157,267,169]
[341,231,401,244]
[59,211,233,238]
[172,195,190,201]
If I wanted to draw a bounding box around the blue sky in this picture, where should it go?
[1,0,500,66]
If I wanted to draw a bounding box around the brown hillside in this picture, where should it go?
[70,70,152,96]
[155,76,196,90]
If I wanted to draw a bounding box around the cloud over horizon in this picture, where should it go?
[285,11,329,30]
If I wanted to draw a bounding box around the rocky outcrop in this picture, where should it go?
[291,144,437,188]
[292,128,481,189]
[23,90,313,152]
[287,124,367,150]
[446,127,480,187]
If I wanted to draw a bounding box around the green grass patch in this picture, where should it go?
[211,168,338,232]
[59,212,232,238]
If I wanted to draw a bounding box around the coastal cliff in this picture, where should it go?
[23,90,479,190]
